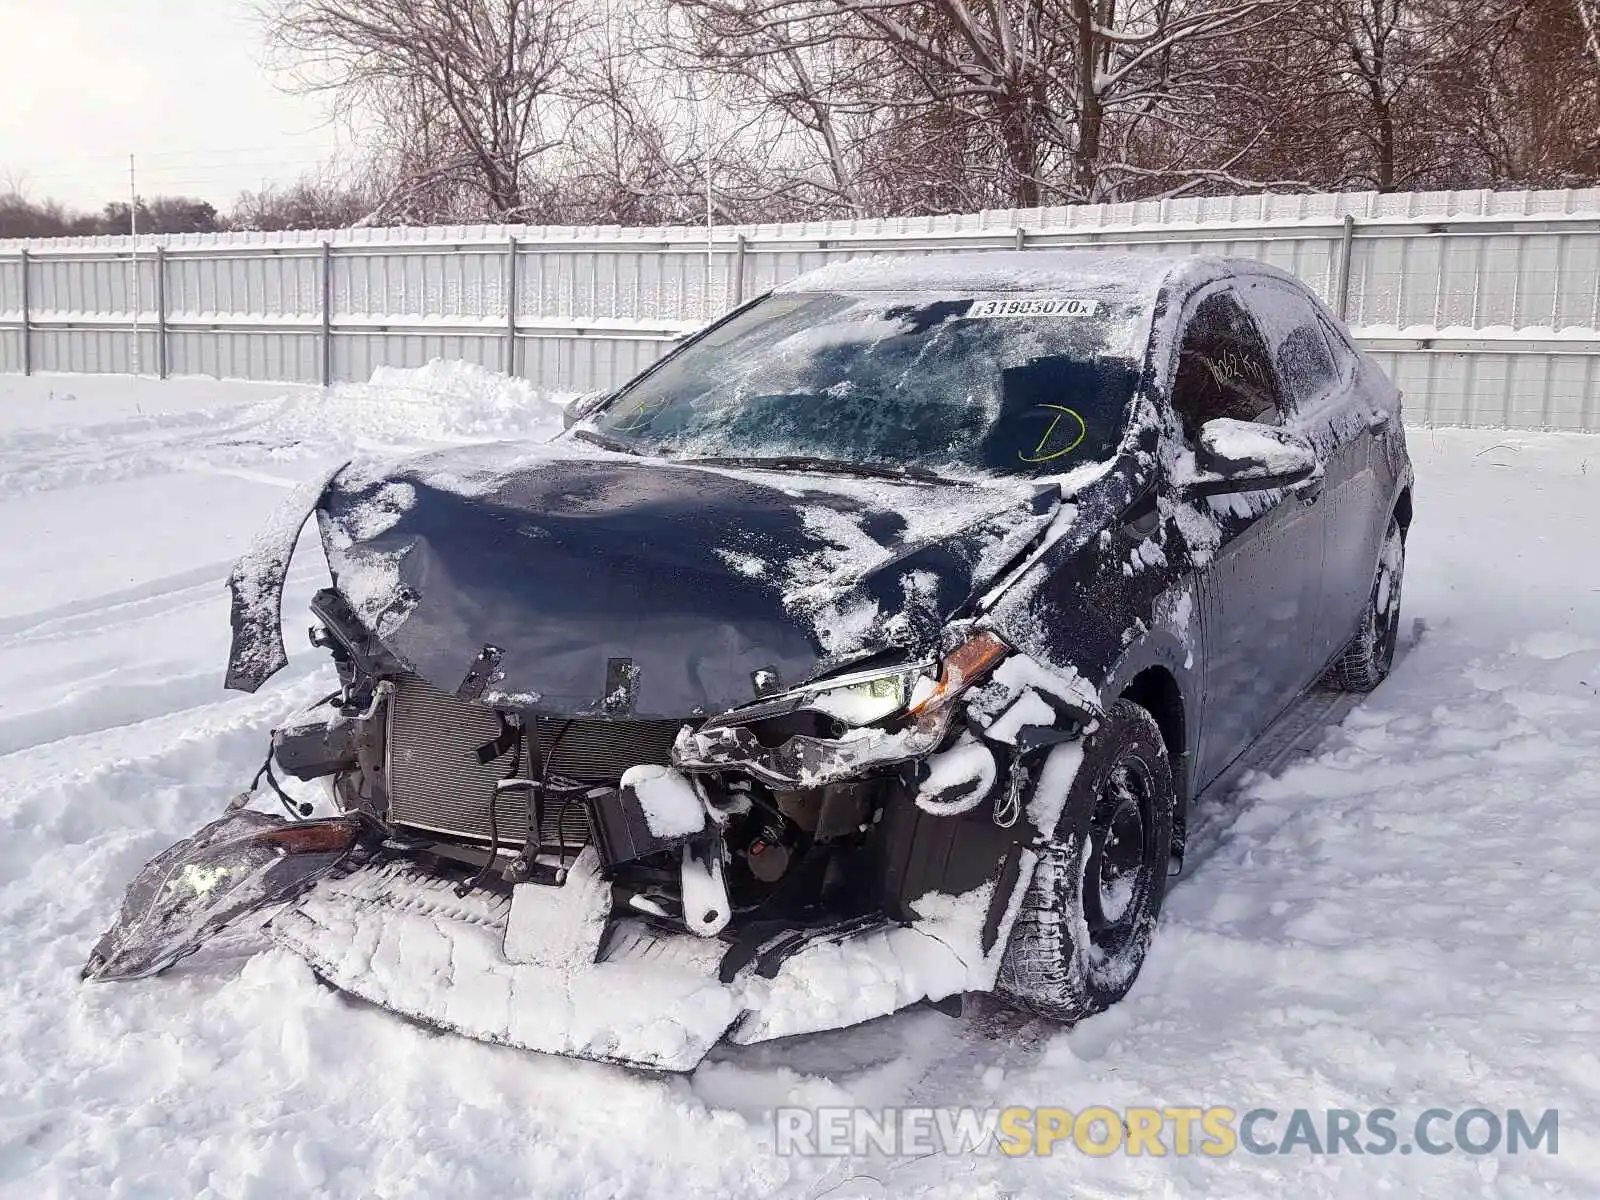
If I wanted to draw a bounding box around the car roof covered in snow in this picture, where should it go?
[777,250,1251,299]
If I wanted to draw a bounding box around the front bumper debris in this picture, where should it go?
[271,855,988,1071]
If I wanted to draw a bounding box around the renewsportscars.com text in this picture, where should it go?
[774,1105,1559,1159]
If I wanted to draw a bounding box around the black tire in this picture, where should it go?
[995,699,1175,1023]
[1324,518,1405,693]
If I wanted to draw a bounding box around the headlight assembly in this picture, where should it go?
[674,629,1011,789]
[796,666,922,727]
[907,629,1009,718]
[789,629,1010,729]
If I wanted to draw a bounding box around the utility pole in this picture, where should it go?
[129,153,141,376]
[705,156,715,314]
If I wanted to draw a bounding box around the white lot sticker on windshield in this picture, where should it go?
[965,297,1100,318]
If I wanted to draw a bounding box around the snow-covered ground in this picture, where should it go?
[1,366,1597,1198]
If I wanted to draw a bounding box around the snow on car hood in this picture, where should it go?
[307,439,1086,718]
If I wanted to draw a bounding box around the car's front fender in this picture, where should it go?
[223,462,348,693]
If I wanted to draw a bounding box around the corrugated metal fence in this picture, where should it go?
[2,185,1599,430]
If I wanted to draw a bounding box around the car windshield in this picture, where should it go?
[588,289,1152,478]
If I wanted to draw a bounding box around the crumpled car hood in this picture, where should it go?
[225,437,1140,717]
[312,441,1065,717]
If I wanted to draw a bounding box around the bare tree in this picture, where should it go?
[231,166,384,230]
[263,0,593,220]
[1427,0,1600,185]
[1577,0,1600,74]
[527,1,893,224]
[0,190,97,239]
[1573,0,1600,150]
[1191,0,1477,192]
[668,0,1296,207]
[551,9,756,225]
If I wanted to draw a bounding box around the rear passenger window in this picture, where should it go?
[1279,325,1337,400]
[1171,290,1281,443]
[1249,284,1342,409]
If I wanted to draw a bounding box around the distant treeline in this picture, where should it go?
[0,176,379,239]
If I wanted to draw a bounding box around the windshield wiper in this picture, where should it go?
[680,455,964,485]
[567,427,645,456]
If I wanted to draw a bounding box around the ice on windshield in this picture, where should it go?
[592,289,1153,478]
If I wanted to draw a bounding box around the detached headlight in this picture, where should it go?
[791,630,1010,729]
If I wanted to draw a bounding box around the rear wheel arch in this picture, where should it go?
[1325,516,1404,693]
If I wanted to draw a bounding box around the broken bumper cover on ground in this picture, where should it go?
[270,855,997,1072]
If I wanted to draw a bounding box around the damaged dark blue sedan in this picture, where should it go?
[85,251,1414,1070]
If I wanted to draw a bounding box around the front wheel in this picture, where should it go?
[1325,517,1405,693]
[995,699,1175,1023]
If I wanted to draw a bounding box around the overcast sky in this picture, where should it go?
[0,0,343,211]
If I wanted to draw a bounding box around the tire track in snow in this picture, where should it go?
[0,403,296,499]
[0,556,324,649]
[0,557,329,757]
[0,562,234,642]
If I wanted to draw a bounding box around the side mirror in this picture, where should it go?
[562,390,610,429]
[1178,418,1319,498]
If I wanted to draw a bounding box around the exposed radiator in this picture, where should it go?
[385,673,689,848]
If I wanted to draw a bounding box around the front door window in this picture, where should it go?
[1171,291,1281,442]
